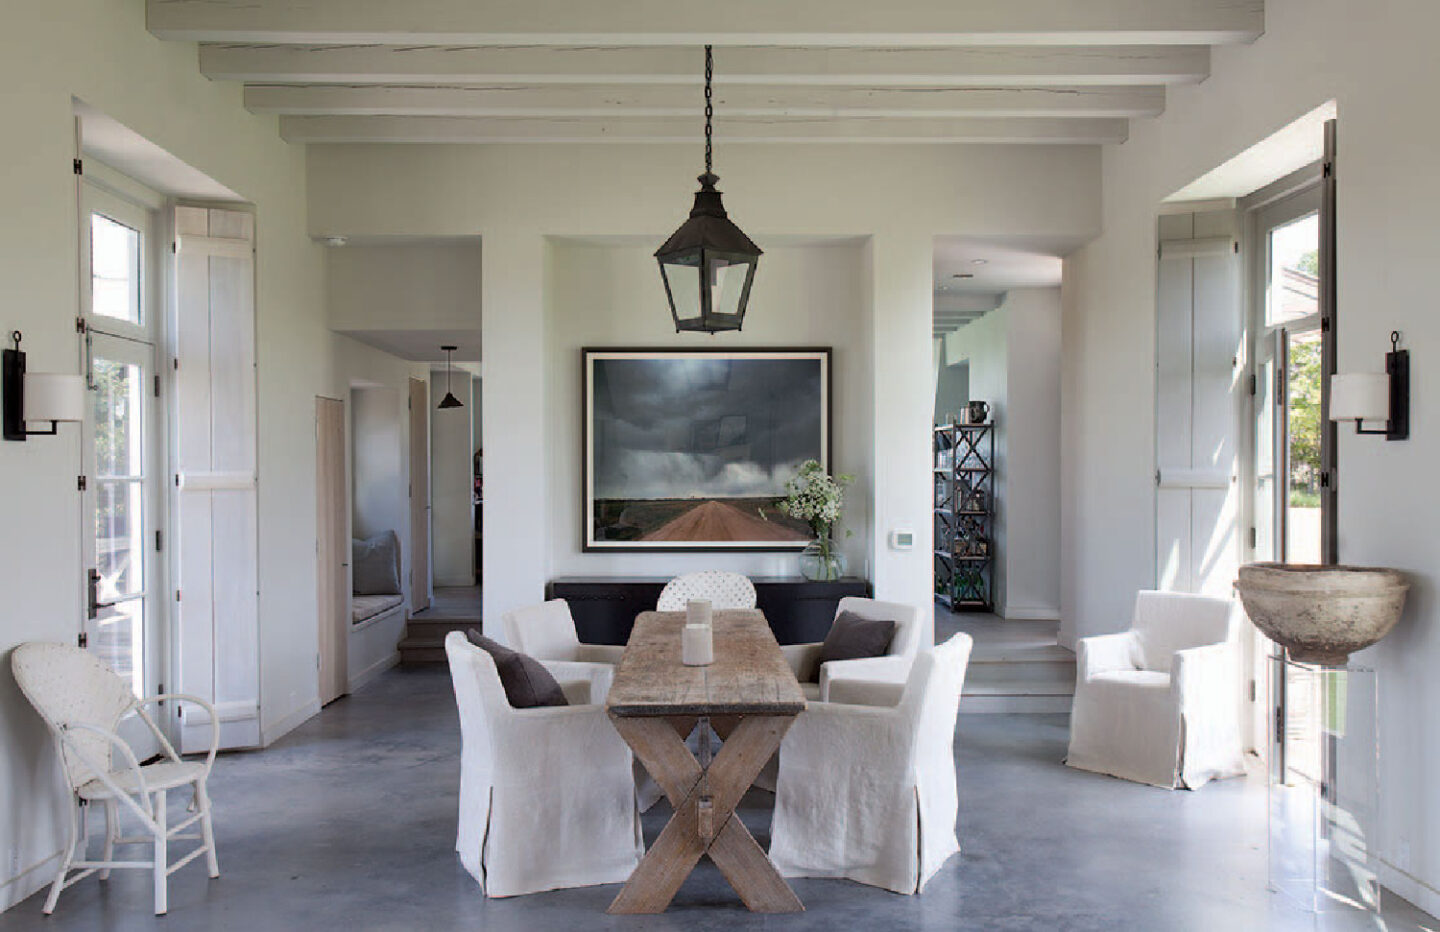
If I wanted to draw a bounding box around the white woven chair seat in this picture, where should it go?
[656,572,756,612]
[78,761,207,800]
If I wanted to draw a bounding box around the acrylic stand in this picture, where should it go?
[1268,654,1381,920]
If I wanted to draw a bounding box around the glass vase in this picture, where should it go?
[798,538,847,582]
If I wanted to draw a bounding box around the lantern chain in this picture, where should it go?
[704,45,713,176]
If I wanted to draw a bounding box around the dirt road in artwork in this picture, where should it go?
[641,500,805,542]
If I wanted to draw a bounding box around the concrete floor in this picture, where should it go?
[4,666,1435,931]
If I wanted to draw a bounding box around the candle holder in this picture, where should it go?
[682,624,714,666]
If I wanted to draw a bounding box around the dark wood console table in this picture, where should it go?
[546,576,871,646]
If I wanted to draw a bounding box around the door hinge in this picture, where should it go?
[155,529,163,552]
[176,589,182,602]
[75,317,87,334]
[73,158,83,176]
[1320,470,1334,491]
[1321,316,1332,333]
[77,632,88,648]
[1249,679,1258,702]
[1248,526,1257,549]
[153,374,161,397]
[1248,373,1257,397]
[1275,367,1285,402]
[1323,160,1334,179]
[173,358,179,371]
[77,475,87,491]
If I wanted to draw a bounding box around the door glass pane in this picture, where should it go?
[94,599,144,699]
[1285,330,1323,565]
[94,357,143,478]
[95,481,144,598]
[1266,213,1319,327]
[91,214,142,325]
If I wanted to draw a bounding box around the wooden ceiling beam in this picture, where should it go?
[278,114,1129,145]
[245,84,1165,120]
[202,44,1211,87]
[151,0,1262,46]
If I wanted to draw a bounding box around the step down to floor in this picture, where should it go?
[399,617,480,664]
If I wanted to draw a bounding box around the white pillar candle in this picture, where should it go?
[682,624,714,666]
[687,599,713,627]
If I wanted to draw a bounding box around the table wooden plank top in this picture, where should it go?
[607,610,806,718]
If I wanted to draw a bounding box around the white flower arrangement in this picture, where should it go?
[777,460,855,540]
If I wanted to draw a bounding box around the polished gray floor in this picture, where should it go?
[4,665,1434,931]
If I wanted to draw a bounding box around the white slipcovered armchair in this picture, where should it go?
[656,571,756,611]
[501,599,625,672]
[781,597,923,701]
[1066,590,1247,790]
[770,632,973,894]
[11,642,220,916]
[444,631,641,896]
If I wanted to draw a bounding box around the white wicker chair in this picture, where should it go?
[655,571,757,612]
[11,642,220,916]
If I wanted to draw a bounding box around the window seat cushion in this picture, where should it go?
[352,593,404,625]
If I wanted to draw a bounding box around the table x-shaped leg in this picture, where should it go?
[608,714,803,914]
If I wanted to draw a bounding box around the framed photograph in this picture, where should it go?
[583,348,831,551]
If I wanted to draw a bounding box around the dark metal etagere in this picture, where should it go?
[933,422,995,612]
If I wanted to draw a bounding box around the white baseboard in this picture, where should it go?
[1001,605,1062,622]
[261,699,321,747]
[1375,855,1440,920]
[0,848,62,913]
[349,651,400,693]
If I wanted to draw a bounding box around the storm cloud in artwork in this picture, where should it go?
[589,354,825,502]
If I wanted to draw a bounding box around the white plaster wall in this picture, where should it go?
[1001,289,1062,620]
[430,371,475,586]
[351,387,405,541]
[545,241,871,579]
[1060,0,1440,910]
[934,357,969,426]
[327,242,482,332]
[307,142,1100,642]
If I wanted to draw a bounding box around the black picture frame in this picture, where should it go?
[582,347,833,552]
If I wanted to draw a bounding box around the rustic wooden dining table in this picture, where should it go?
[605,609,807,914]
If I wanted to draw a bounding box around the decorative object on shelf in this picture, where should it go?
[778,460,855,582]
[966,400,991,425]
[655,45,762,334]
[934,421,995,611]
[1329,330,1408,440]
[437,344,464,409]
[682,621,715,666]
[3,331,85,442]
[584,348,829,551]
[1235,563,1409,665]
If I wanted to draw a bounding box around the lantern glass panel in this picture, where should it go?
[660,256,702,325]
[710,256,751,319]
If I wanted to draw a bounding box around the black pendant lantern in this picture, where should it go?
[656,46,762,334]
[437,345,464,409]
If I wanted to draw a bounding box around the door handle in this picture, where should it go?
[87,568,114,621]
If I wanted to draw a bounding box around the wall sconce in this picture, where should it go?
[3,331,86,441]
[1329,331,1409,441]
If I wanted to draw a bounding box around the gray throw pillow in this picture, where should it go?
[814,611,897,682]
[465,629,569,709]
[352,531,401,595]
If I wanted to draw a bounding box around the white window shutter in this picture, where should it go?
[1154,211,1242,598]
[172,206,260,751]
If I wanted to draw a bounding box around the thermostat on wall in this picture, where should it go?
[889,528,916,551]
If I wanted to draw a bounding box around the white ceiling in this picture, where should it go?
[144,0,1266,146]
[932,234,1076,337]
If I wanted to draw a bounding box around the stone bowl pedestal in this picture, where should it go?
[1235,563,1408,666]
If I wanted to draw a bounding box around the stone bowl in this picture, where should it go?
[1235,563,1409,666]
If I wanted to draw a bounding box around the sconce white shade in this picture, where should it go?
[1329,373,1389,422]
[23,374,85,423]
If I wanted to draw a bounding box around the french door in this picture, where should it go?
[80,181,165,704]
[1251,182,1327,783]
